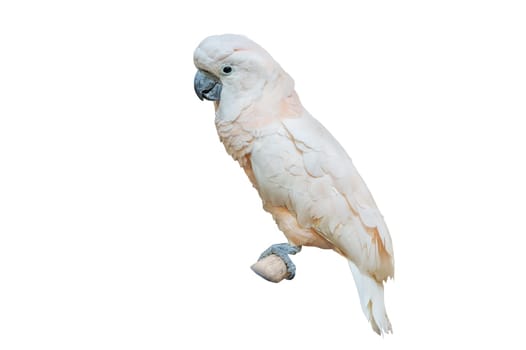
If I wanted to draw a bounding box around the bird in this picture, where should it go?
[193,34,394,335]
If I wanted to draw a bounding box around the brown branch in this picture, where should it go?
[250,254,290,283]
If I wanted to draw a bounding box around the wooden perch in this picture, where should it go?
[251,254,290,283]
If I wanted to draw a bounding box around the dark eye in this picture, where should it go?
[222,65,232,74]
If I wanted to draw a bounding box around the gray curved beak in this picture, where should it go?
[194,70,222,101]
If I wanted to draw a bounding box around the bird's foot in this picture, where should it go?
[258,243,302,280]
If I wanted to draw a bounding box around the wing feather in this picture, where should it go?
[281,113,394,279]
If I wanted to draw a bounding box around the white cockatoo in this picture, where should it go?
[193,34,394,335]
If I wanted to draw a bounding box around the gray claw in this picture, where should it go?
[259,243,302,280]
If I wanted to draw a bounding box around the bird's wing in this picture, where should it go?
[281,113,394,278]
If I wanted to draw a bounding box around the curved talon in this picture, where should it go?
[258,243,301,260]
[258,243,302,280]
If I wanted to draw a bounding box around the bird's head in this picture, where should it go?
[193,34,293,118]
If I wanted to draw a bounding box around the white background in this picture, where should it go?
[1,1,525,349]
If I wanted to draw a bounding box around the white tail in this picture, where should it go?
[348,260,392,335]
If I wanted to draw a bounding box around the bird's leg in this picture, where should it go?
[257,243,302,280]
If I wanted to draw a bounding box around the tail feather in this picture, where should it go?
[348,260,392,335]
